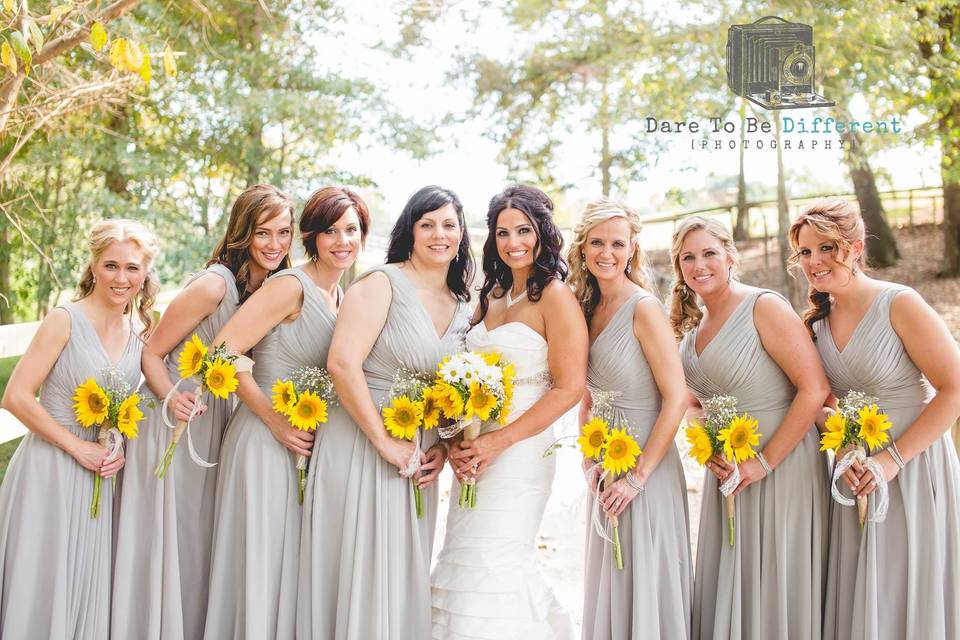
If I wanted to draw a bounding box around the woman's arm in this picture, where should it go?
[453,280,588,476]
[858,289,960,496]
[211,273,310,456]
[142,272,225,420]
[1,309,120,477]
[327,272,422,473]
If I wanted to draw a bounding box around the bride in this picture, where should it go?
[431,184,588,639]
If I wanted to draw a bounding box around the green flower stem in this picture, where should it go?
[413,481,423,519]
[154,418,187,478]
[298,468,306,505]
[612,519,623,570]
[90,474,101,519]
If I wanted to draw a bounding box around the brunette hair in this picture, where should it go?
[787,198,867,340]
[207,184,294,301]
[300,186,371,259]
[474,185,568,325]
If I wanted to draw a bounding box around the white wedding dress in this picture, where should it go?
[431,320,574,640]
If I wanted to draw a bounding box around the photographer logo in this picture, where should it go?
[726,15,834,110]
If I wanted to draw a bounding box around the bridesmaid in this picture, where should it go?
[204,186,369,638]
[0,219,159,638]
[571,200,691,639]
[304,185,472,639]
[112,185,294,639]
[788,199,960,640]
[671,215,831,640]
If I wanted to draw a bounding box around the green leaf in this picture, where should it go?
[27,21,43,51]
[9,30,31,70]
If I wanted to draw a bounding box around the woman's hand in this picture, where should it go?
[170,389,207,422]
[450,430,510,480]
[265,412,314,458]
[836,444,864,493]
[600,475,641,517]
[71,439,108,473]
[582,457,602,496]
[100,447,125,478]
[732,457,767,496]
[856,449,901,498]
[377,436,424,476]
[417,444,446,488]
[706,454,735,481]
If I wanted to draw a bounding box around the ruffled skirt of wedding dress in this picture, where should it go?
[431,426,573,640]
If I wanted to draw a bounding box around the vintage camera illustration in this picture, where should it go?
[726,16,835,110]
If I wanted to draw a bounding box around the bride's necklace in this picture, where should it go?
[506,287,527,308]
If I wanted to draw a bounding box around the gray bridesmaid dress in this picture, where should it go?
[679,288,829,640]
[297,263,469,640]
[112,263,240,639]
[582,290,692,640]
[0,302,142,639]
[203,267,336,639]
[816,283,960,640]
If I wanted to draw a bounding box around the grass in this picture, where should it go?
[0,355,22,484]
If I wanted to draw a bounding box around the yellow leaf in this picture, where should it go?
[163,43,176,78]
[1,42,16,75]
[138,43,151,84]
[108,37,125,69]
[90,22,107,52]
[3,0,13,14]
[122,38,143,72]
[47,3,71,24]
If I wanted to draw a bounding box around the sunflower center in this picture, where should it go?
[89,395,106,412]
[190,352,203,369]
[396,409,413,425]
[299,403,314,418]
[208,371,224,387]
[731,428,748,448]
[862,418,877,437]
[588,431,605,448]
[609,440,626,457]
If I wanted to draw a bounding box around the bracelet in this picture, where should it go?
[756,451,773,475]
[624,471,645,493]
[887,443,906,470]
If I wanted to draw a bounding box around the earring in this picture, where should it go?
[727,269,733,283]
[680,283,688,294]
[580,253,586,269]
[626,262,632,275]
[92,275,97,284]
[852,265,860,276]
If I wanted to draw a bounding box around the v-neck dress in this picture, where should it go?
[581,290,692,640]
[297,263,469,640]
[816,283,960,640]
[0,302,142,639]
[203,267,337,639]
[112,263,240,640]
[679,288,829,640]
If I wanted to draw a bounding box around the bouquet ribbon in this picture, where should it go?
[161,377,216,468]
[831,448,889,522]
[103,426,123,461]
[719,463,740,497]
[587,462,615,544]
[401,429,422,478]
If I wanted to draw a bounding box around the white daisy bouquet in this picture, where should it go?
[271,366,337,504]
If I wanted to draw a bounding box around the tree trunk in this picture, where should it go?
[939,99,960,277]
[243,5,266,188]
[734,101,749,241]
[841,130,899,267]
[0,221,11,325]
[599,77,612,198]
[775,114,801,307]
[104,106,130,195]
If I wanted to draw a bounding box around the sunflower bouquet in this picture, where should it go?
[685,394,761,546]
[431,350,515,509]
[578,415,642,570]
[381,367,440,519]
[272,366,336,504]
[820,390,893,525]
[154,334,240,478]
[72,367,145,518]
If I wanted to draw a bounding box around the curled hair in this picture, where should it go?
[474,185,568,325]
[385,185,474,301]
[207,184,294,302]
[74,219,161,337]
[668,215,740,340]
[300,186,371,259]
[787,198,866,340]
[567,198,649,322]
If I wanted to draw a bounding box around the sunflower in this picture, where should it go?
[382,395,423,440]
[421,386,443,430]
[577,417,609,460]
[271,379,297,415]
[819,411,848,452]
[73,378,109,427]
[116,393,144,439]
[857,404,892,451]
[685,421,714,465]
[434,382,465,420]
[204,359,239,399]
[466,383,497,421]
[177,334,207,379]
[602,427,642,475]
[289,391,328,431]
[481,352,502,366]
[717,414,761,463]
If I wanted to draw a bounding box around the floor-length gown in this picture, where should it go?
[817,283,960,640]
[112,263,239,639]
[680,288,829,640]
[297,263,469,640]
[431,314,573,640]
[203,267,335,639]
[581,290,691,640]
[0,303,142,638]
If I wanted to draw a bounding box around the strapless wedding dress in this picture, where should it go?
[430,321,573,640]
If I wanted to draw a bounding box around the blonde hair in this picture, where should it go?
[787,198,866,340]
[669,215,740,340]
[75,219,161,337]
[566,198,649,322]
